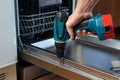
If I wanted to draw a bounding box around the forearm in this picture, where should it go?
[75,0,99,14]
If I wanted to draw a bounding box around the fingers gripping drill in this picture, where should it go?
[54,11,115,64]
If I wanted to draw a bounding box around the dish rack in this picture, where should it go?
[19,7,58,37]
[20,5,69,36]
[19,4,69,46]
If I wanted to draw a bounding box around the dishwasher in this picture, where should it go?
[16,0,120,80]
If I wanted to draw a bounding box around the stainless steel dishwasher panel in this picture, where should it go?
[30,38,120,79]
[66,40,120,73]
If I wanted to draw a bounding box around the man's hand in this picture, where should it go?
[66,0,99,40]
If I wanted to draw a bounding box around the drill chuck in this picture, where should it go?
[55,42,66,58]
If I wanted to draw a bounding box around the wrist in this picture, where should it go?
[74,10,92,19]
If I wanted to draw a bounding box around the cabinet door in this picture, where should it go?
[93,0,120,28]
[111,0,120,27]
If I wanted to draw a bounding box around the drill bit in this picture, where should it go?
[60,57,64,65]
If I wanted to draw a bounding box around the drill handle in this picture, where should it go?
[73,19,92,34]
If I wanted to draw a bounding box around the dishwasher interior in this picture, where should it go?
[18,0,71,44]
[17,0,120,80]
[17,0,71,63]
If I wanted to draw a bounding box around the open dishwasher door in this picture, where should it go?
[19,38,120,80]
[16,0,120,80]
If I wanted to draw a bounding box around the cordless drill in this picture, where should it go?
[54,11,115,64]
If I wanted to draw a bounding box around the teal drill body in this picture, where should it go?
[54,11,106,42]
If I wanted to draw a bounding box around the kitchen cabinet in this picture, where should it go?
[93,0,120,28]
[0,0,17,80]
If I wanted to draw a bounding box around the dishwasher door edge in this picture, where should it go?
[19,45,119,80]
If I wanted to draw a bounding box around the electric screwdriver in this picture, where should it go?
[54,11,115,64]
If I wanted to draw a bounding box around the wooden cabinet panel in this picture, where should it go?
[93,0,120,27]
[93,0,111,14]
[111,0,120,27]
[36,73,68,80]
